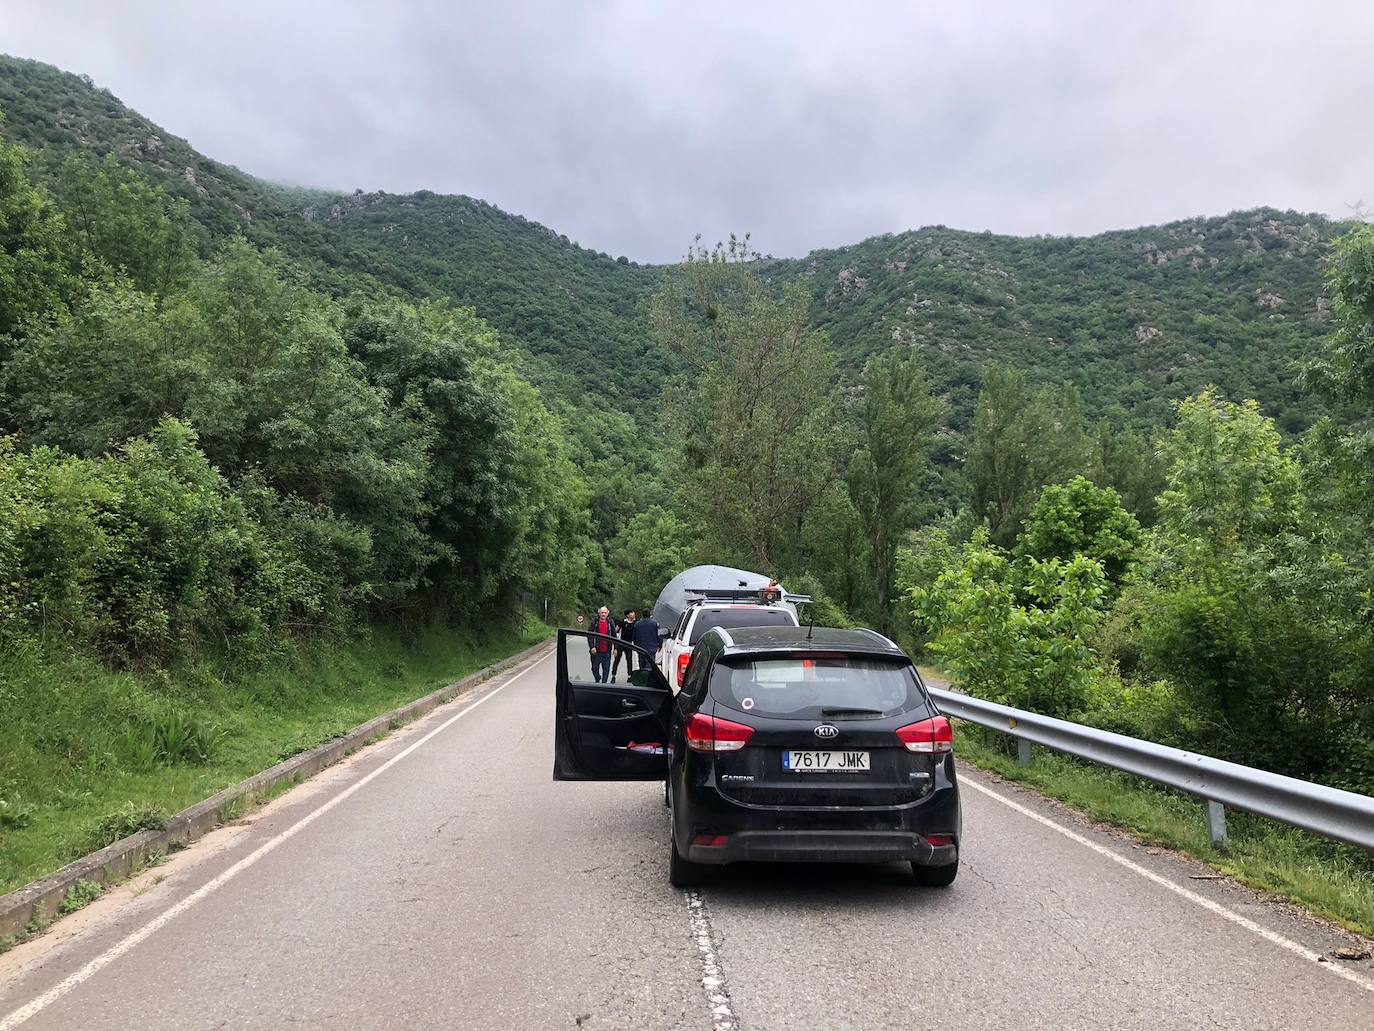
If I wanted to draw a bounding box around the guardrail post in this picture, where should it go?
[1017,738,1033,767]
[1205,800,1228,849]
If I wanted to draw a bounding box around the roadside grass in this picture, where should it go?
[0,619,549,896]
[954,724,1374,939]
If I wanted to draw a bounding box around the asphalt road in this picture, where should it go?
[2,645,1372,1030]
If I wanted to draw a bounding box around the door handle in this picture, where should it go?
[621,698,639,709]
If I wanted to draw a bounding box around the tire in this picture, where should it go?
[911,851,959,887]
[669,829,707,888]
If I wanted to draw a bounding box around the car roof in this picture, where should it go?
[708,625,906,658]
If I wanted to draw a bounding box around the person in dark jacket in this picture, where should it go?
[611,609,636,681]
[630,609,662,671]
[588,606,616,683]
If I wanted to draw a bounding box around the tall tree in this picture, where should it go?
[652,237,845,570]
[0,135,71,348]
[847,348,943,632]
[965,365,1092,547]
[56,153,198,295]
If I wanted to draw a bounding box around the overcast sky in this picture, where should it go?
[6,1,1372,262]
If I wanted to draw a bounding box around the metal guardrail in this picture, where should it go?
[928,688,1374,853]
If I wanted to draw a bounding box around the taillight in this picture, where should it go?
[684,712,755,752]
[896,716,953,754]
[676,651,691,686]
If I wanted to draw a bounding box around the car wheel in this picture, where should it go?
[911,852,958,887]
[669,829,707,888]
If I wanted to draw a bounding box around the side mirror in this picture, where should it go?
[657,626,672,640]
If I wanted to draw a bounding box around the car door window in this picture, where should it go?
[681,638,715,704]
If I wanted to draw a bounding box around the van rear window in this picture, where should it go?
[689,607,796,645]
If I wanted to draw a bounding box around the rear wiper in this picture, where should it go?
[820,707,884,717]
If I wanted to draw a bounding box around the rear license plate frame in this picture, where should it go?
[782,750,870,773]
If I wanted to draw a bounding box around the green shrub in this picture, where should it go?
[82,803,166,852]
[58,878,102,914]
[910,530,1108,717]
[122,712,221,768]
[0,796,37,829]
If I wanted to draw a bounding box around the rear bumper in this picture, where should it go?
[686,829,958,866]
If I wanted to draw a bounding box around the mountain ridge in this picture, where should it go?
[0,53,1344,431]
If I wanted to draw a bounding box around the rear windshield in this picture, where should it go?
[711,655,923,719]
[688,607,796,645]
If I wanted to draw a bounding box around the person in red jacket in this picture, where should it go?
[588,606,616,683]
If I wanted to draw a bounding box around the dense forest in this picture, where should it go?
[2,52,1371,891]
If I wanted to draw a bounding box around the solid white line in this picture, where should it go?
[0,649,553,1031]
[685,890,739,1031]
[961,775,1374,995]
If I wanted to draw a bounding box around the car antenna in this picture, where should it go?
[806,603,815,641]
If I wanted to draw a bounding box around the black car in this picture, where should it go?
[553,624,962,887]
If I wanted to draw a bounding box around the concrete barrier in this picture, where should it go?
[0,637,553,941]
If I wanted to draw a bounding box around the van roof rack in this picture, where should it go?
[683,588,812,607]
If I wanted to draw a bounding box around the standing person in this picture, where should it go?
[611,609,636,681]
[630,607,662,672]
[588,606,616,683]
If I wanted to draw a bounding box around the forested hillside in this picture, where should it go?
[771,212,1335,432]
[0,56,1340,436]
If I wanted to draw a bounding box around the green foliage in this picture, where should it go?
[1016,475,1142,585]
[493,367,600,611]
[123,712,222,768]
[1106,391,1370,789]
[1155,390,1301,550]
[56,153,199,293]
[0,133,71,344]
[605,504,689,611]
[0,795,37,829]
[58,878,103,914]
[910,531,1109,716]
[83,803,167,853]
[654,238,846,570]
[1305,221,1374,411]
[773,212,1336,437]
[799,484,872,622]
[965,366,1094,547]
[847,348,944,631]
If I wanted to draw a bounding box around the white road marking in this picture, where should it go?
[961,775,1374,995]
[0,649,552,1031]
[686,890,739,1031]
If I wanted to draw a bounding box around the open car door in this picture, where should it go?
[553,628,673,781]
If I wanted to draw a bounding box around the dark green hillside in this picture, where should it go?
[769,211,1337,432]
[0,56,661,405]
[278,188,664,400]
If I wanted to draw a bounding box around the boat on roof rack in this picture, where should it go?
[652,565,810,630]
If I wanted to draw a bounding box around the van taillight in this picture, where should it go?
[684,713,754,752]
[896,716,953,754]
[676,651,691,686]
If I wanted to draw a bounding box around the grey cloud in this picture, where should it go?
[5,0,1373,261]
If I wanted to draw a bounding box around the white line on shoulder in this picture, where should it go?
[961,775,1374,995]
[0,649,552,1031]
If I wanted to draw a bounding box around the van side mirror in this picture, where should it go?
[658,626,672,640]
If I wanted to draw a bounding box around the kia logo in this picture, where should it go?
[813,724,839,739]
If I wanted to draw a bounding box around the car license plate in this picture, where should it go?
[782,750,870,772]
